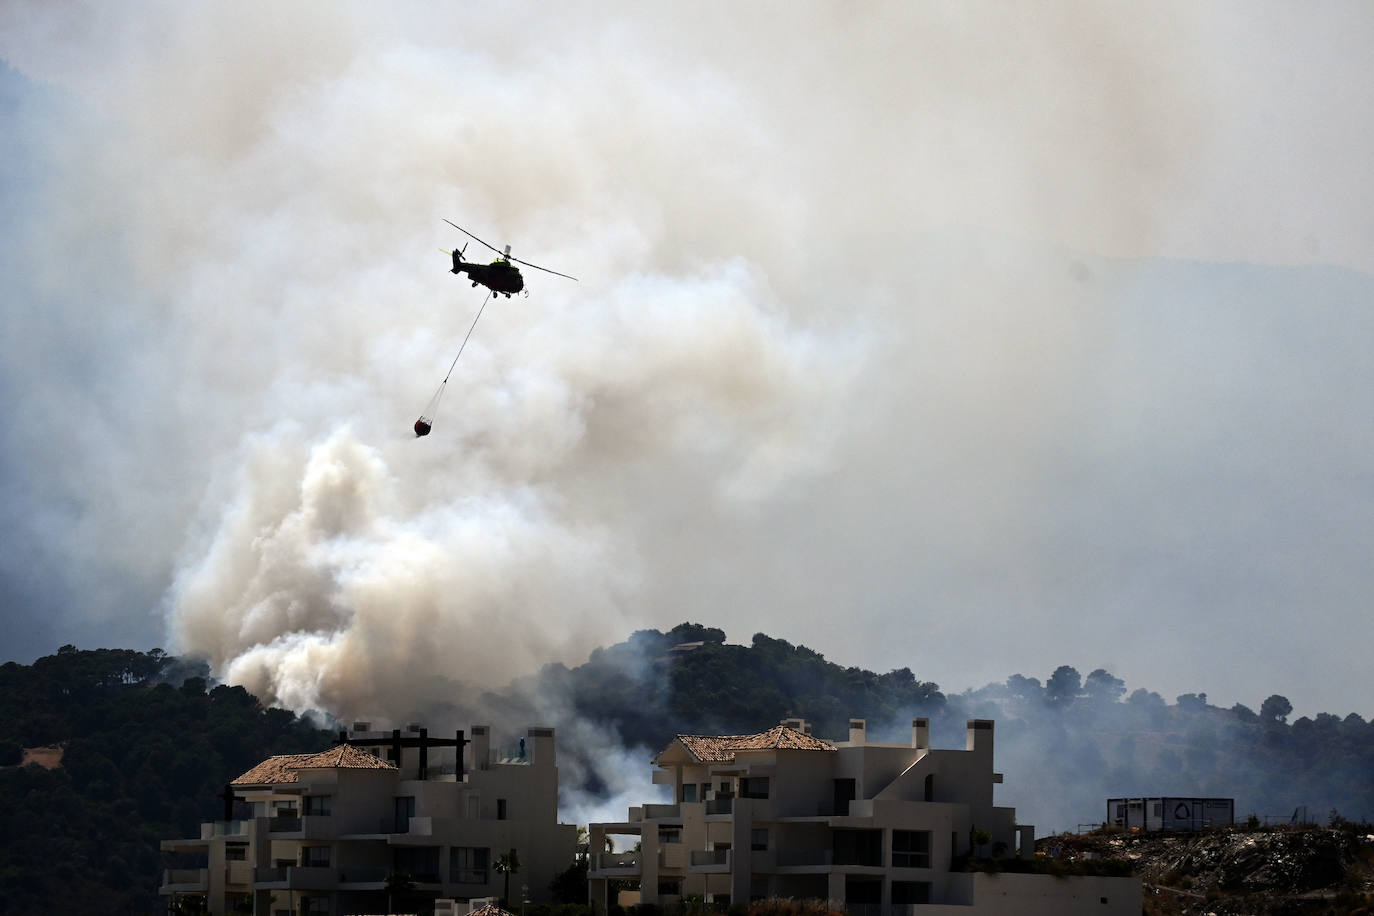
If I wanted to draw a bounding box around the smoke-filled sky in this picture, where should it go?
[2,2,1372,728]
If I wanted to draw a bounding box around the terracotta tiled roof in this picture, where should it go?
[294,744,395,770]
[469,905,517,916]
[231,745,394,786]
[674,725,835,763]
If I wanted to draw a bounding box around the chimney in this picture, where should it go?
[471,725,491,770]
[848,718,867,745]
[966,719,994,755]
[912,718,930,750]
[529,726,556,765]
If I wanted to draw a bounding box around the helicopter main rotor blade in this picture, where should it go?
[506,254,579,282]
[443,220,505,258]
[444,219,579,281]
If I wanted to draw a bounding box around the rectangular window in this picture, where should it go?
[301,846,330,868]
[751,829,769,851]
[892,830,931,868]
[225,845,247,861]
[658,879,682,896]
[740,777,769,799]
[395,796,415,832]
[658,825,682,844]
[497,798,508,820]
[452,846,490,884]
[303,795,332,816]
[681,783,698,803]
[303,897,329,915]
[833,829,883,867]
[1152,802,1163,817]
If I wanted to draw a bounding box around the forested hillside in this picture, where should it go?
[3,629,1372,913]
[0,646,333,915]
[492,624,1374,833]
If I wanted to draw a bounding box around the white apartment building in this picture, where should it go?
[161,723,577,916]
[588,717,1139,916]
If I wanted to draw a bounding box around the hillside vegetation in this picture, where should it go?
[0,646,333,915]
[3,628,1373,912]
[493,624,1374,833]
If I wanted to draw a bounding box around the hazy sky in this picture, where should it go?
[2,1,1371,725]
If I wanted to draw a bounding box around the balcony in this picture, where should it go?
[338,867,389,886]
[688,849,731,873]
[774,850,834,871]
[268,814,302,834]
[643,803,681,820]
[200,819,246,839]
[592,851,641,876]
[253,866,340,890]
[162,868,208,892]
[705,798,734,816]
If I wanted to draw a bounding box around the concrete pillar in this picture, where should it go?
[1018,824,1035,860]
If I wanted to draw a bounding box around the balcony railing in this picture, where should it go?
[268,815,301,833]
[689,849,730,867]
[255,866,287,883]
[594,851,641,872]
[201,819,246,838]
[705,798,734,816]
[451,867,489,885]
[643,803,681,819]
[338,867,389,884]
[163,868,208,888]
[776,850,833,867]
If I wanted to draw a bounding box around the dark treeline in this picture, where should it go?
[4,630,1372,912]
[0,646,333,915]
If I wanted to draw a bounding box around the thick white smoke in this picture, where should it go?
[3,0,1373,726]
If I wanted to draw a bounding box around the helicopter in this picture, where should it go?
[444,219,578,296]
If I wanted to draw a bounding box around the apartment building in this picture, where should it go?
[160,723,577,916]
[588,717,1139,915]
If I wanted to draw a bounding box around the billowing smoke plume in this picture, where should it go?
[3,0,1373,742]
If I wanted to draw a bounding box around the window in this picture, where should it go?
[891,881,931,904]
[452,846,490,884]
[658,878,682,896]
[740,777,769,799]
[301,846,330,868]
[751,829,769,851]
[302,897,329,915]
[225,845,247,861]
[1152,802,1163,817]
[497,798,508,820]
[303,795,332,816]
[681,783,698,803]
[658,826,682,844]
[395,796,415,832]
[833,829,883,867]
[892,830,931,868]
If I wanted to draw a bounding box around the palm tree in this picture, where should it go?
[494,848,522,905]
[384,870,415,915]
